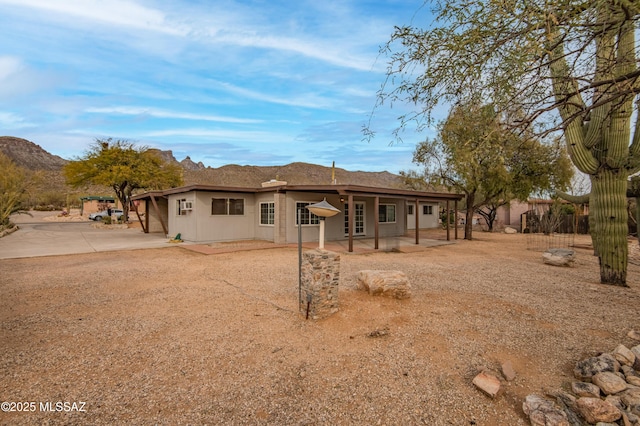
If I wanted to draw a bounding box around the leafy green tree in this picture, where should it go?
[411,102,572,240]
[64,138,183,221]
[372,0,639,285]
[0,152,33,229]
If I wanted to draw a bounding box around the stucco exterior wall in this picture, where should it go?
[80,198,119,216]
[254,192,275,242]
[376,198,406,237]
[167,191,256,243]
[406,202,440,229]
[282,193,408,244]
[283,192,332,244]
[495,200,530,230]
[168,191,198,241]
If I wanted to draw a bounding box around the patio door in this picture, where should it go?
[344,202,365,236]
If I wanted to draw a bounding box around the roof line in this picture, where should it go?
[132,183,464,201]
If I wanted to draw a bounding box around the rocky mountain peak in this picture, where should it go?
[180,156,206,171]
[0,136,68,171]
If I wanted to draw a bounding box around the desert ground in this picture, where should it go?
[1,225,639,425]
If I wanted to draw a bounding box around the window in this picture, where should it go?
[378,204,396,223]
[212,198,245,215]
[423,205,433,215]
[407,204,414,215]
[177,198,187,215]
[260,202,275,225]
[211,198,226,215]
[296,202,320,225]
[228,198,244,215]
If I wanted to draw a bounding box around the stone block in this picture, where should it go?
[473,371,501,398]
[356,270,411,299]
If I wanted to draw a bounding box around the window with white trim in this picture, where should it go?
[295,202,320,225]
[260,202,275,225]
[378,204,396,223]
[211,198,244,215]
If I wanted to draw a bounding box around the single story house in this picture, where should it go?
[131,181,464,252]
[79,196,120,216]
[494,198,588,231]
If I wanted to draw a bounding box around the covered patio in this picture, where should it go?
[281,184,464,252]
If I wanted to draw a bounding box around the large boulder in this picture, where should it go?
[356,270,411,299]
[542,248,575,267]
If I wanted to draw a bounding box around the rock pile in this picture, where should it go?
[523,338,640,425]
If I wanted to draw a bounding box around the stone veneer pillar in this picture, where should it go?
[300,248,340,320]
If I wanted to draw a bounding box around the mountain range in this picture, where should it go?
[0,136,406,189]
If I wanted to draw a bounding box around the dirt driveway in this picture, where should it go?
[1,230,639,425]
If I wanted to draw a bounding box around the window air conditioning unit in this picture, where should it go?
[181,200,193,211]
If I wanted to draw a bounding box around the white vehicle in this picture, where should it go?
[89,209,124,221]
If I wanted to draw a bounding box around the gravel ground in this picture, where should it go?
[1,230,639,425]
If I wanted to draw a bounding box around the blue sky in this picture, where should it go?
[0,0,439,174]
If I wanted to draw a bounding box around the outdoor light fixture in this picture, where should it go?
[306,198,340,249]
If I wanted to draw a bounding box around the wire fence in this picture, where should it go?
[523,211,581,251]
[525,232,575,251]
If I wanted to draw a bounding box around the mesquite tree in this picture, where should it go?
[64,138,183,220]
[0,152,34,228]
[371,0,639,285]
[411,102,571,240]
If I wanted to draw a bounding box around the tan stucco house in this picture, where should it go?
[79,195,120,216]
[131,181,463,251]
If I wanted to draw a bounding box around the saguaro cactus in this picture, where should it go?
[548,2,639,286]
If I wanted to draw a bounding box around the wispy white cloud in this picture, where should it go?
[215,80,335,109]
[143,128,291,144]
[0,56,23,80]
[0,55,62,98]
[0,0,385,72]
[0,1,426,173]
[86,106,263,124]
[216,33,376,72]
[0,0,187,35]
[0,112,35,129]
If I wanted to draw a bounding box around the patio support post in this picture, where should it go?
[454,200,458,240]
[415,199,419,245]
[374,196,379,250]
[446,200,450,241]
[133,200,147,233]
[348,194,354,253]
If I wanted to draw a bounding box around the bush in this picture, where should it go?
[33,205,58,211]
